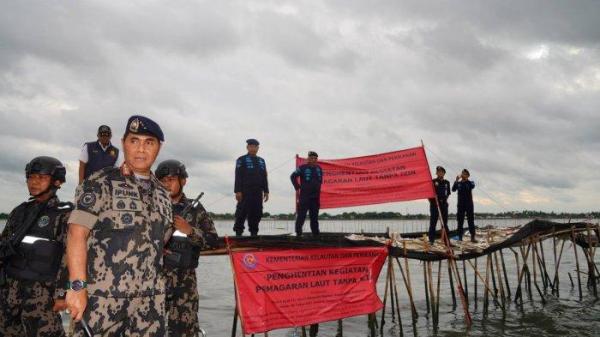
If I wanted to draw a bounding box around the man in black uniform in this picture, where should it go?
[0,156,71,337]
[78,125,121,184]
[156,159,218,337]
[452,169,476,242]
[428,166,451,243]
[233,139,269,236]
[291,151,323,237]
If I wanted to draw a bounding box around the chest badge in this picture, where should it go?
[121,213,133,225]
[37,215,50,228]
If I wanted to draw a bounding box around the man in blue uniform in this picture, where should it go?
[452,169,476,242]
[233,139,269,237]
[291,151,323,237]
[78,125,122,184]
[0,156,71,337]
[428,166,451,243]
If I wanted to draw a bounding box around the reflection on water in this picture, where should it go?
[2,219,599,336]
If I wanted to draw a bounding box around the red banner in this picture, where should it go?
[231,246,388,334]
[296,146,435,209]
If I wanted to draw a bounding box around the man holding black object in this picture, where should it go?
[156,159,218,337]
[0,156,71,337]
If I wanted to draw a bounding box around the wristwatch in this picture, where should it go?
[65,280,88,292]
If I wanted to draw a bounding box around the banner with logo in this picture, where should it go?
[230,246,388,334]
[296,146,435,209]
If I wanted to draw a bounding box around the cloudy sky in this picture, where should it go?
[1,1,599,215]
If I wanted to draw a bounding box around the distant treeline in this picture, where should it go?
[208,210,600,221]
[1,211,597,221]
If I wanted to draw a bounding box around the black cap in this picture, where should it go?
[436,166,446,173]
[156,160,188,180]
[25,156,66,183]
[98,125,111,135]
[246,139,259,146]
[124,115,164,142]
[308,151,318,157]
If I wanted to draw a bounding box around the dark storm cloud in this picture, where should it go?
[0,1,599,214]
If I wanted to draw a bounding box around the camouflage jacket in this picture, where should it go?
[69,167,173,298]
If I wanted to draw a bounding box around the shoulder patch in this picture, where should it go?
[79,193,97,208]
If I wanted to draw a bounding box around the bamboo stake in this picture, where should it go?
[474,257,478,310]
[401,242,418,319]
[423,263,430,315]
[434,261,442,327]
[586,224,598,297]
[462,260,469,305]
[552,239,566,296]
[489,255,498,299]
[395,257,418,322]
[335,320,343,337]
[514,242,532,304]
[390,258,404,337]
[493,252,506,306]
[466,259,500,307]
[447,260,457,308]
[571,227,583,300]
[500,250,511,298]
[427,260,436,323]
[380,257,392,333]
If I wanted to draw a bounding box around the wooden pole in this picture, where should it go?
[423,263,430,315]
[500,250,511,298]
[390,257,404,336]
[380,257,392,333]
[395,255,418,322]
[571,227,583,300]
[474,257,478,310]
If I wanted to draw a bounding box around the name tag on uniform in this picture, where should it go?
[172,230,188,237]
[22,235,49,244]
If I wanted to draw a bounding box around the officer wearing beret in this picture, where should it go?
[233,139,269,236]
[428,166,451,243]
[78,125,123,184]
[66,115,173,336]
[157,159,218,337]
[291,151,323,237]
[0,156,71,337]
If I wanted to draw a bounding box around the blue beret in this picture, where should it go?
[246,138,259,146]
[125,115,164,142]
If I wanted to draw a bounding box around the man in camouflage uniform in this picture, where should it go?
[0,156,71,337]
[65,115,173,337]
[156,159,218,337]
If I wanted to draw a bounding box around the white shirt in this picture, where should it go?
[79,141,124,167]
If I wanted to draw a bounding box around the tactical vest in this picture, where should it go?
[6,201,71,282]
[164,201,201,269]
[84,141,119,179]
